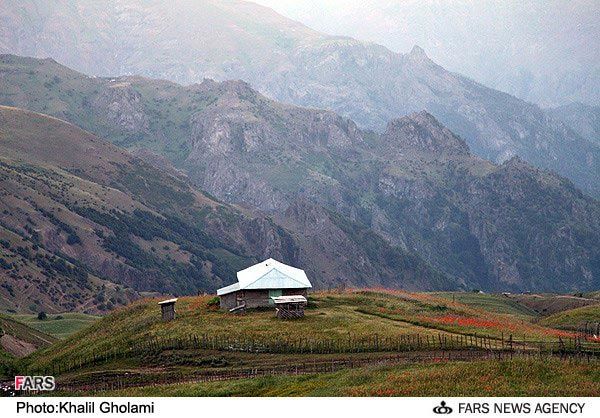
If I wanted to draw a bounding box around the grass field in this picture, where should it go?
[581,291,600,300]
[9,313,100,339]
[96,358,600,397]
[24,290,591,373]
[0,315,57,378]
[540,305,600,330]
[432,292,538,319]
[0,315,57,348]
[0,346,14,378]
[352,291,578,341]
[502,294,599,316]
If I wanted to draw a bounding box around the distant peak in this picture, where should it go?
[400,111,446,132]
[384,111,470,155]
[406,45,434,65]
[501,155,528,169]
[409,45,430,58]
[410,110,437,122]
[409,45,427,57]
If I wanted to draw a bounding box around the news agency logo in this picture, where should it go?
[433,400,453,414]
[14,376,55,391]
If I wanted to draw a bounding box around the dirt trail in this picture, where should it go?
[0,334,36,357]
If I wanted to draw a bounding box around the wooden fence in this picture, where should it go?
[55,349,600,394]
[577,322,600,338]
[23,332,600,378]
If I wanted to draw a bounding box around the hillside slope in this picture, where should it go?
[100,358,600,397]
[0,106,449,312]
[539,304,600,331]
[0,0,597,197]
[547,102,600,146]
[0,56,598,292]
[0,314,56,357]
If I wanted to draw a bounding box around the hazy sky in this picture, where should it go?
[250,0,599,106]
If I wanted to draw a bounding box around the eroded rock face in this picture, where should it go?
[92,82,150,134]
[72,76,600,291]
[463,158,600,290]
[184,79,363,211]
[277,198,450,290]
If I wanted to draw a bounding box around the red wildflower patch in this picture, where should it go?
[586,335,600,343]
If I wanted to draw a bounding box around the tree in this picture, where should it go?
[37,311,47,320]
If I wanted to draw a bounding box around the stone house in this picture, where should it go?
[217,258,312,310]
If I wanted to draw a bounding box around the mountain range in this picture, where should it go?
[0,0,598,198]
[0,103,452,313]
[1,55,598,303]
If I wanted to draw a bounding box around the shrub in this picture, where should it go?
[206,297,220,307]
[0,258,11,270]
[66,233,81,245]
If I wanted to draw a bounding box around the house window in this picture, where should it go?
[268,289,282,304]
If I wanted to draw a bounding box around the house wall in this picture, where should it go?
[219,288,308,310]
[219,292,239,310]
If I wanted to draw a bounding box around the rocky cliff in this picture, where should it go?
[0,56,598,292]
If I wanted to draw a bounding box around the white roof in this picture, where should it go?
[271,295,307,304]
[158,298,178,305]
[217,258,312,296]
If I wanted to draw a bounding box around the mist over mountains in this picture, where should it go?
[254,0,600,108]
[0,0,598,198]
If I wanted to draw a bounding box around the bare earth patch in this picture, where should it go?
[0,333,37,357]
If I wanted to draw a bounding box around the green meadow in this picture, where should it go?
[98,358,600,397]
[9,313,100,339]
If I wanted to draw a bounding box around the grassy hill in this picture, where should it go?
[1,289,593,396]
[0,314,56,379]
[502,294,599,316]
[540,305,600,331]
[0,104,283,312]
[23,290,587,374]
[432,292,538,319]
[0,348,14,379]
[0,105,251,312]
[0,315,57,349]
[582,291,600,300]
[1,313,87,377]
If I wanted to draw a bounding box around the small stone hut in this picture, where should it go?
[217,258,312,310]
